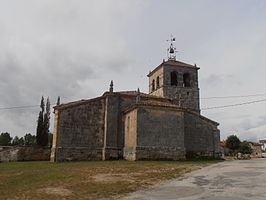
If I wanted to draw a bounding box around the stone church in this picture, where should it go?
[50,42,221,161]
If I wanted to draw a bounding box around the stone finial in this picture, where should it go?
[136,88,140,103]
[56,96,60,106]
[109,80,114,93]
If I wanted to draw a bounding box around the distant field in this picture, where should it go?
[0,160,221,200]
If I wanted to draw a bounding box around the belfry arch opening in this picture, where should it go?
[170,71,178,86]
[183,73,191,87]
[156,76,160,88]
[152,79,155,91]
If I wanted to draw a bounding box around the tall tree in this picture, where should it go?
[0,132,13,146]
[36,96,45,146]
[36,96,50,147]
[42,97,50,146]
[56,96,60,106]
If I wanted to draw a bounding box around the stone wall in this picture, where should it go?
[51,91,220,162]
[52,97,106,161]
[51,93,141,161]
[162,63,200,112]
[104,93,139,159]
[0,146,50,162]
[148,66,164,96]
[123,109,138,160]
[184,112,220,158]
[54,147,103,161]
[148,61,200,112]
[124,106,185,160]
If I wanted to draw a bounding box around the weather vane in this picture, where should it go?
[166,35,177,60]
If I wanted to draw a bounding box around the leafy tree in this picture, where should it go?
[24,133,36,146]
[238,141,252,154]
[225,135,241,151]
[0,132,12,146]
[18,137,25,146]
[12,136,25,146]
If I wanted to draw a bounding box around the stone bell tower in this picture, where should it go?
[147,37,200,112]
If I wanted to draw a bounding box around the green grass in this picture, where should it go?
[0,160,221,200]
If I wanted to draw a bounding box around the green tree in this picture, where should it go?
[0,132,13,146]
[42,97,50,146]
[12,136,25,146]
[36,96,50,147]
[18,137,25,146]
[12,136,20,146]
[24,133,36,146]
[225,135,241,151]
[238,141,252,154]
[36,96,45,146]
[56,96,60,106]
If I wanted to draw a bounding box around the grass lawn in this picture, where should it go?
[0,160,221,200]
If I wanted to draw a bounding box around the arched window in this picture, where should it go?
[183,73,191,87]
[152,79,155,91]
[156,76,160,88]
[170,71,178,86]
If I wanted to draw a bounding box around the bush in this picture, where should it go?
[238,141,252,154]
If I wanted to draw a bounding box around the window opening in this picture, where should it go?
[170,71,178,86]
[183,73,191,87]
[152,79,155,91]
[156,76,160,88]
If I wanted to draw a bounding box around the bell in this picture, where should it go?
[169,48,174,54]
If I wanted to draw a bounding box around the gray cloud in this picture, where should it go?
[1,0,266,141]
[0,0,143,136]
[201,74,234,89]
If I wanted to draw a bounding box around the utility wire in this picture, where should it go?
[1,93,266,111]
[201,98,266,110]
[201,93,266,99]
[0,105,40,110]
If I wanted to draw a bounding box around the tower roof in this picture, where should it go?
[147,59,199,77]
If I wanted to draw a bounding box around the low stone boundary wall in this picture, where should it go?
[0,146,50,162]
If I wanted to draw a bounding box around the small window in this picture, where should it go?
[152,79,155,91]
[170,71,178,86]
[156,76,160,88]
[183,73,191,87]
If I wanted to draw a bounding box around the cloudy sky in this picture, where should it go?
[0,0,266,141]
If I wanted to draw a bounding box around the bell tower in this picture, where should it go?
[147,37,200,112]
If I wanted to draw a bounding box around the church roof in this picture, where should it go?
[123,101,219,126]
[54,90,170,110]
[53,90,219,126]
[147,59,199,77]
[53,96,105,110]
[109,91,166,99]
